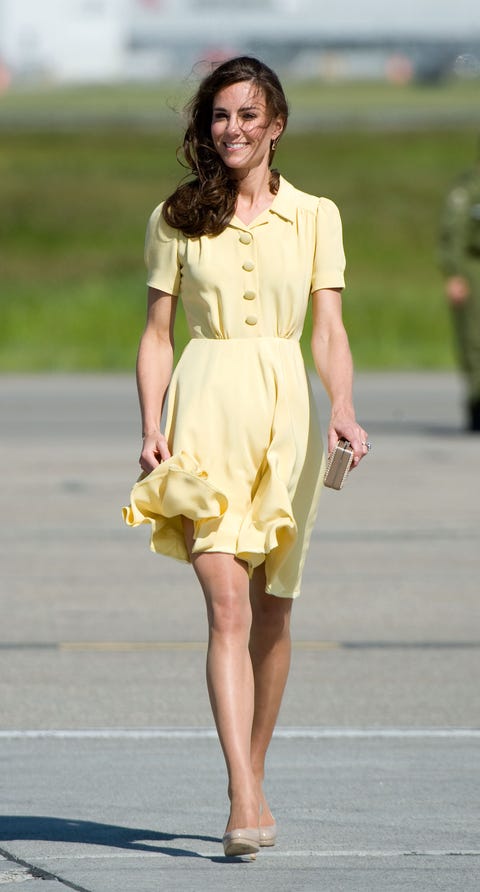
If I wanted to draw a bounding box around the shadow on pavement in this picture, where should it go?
[0,815,221,860]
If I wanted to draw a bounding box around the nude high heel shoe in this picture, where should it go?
[222,827,260,856]
[259,822,277,847]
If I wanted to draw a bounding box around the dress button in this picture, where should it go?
[242,260,255,272]
[239,233,252,245]
[245,315,257,325]
[243,290,256,300]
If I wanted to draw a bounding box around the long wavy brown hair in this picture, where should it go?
[163,56,289,237]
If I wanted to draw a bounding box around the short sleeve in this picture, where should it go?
[144,202,182,295]
[311,197,346,292]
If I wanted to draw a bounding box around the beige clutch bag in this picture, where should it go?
[323,438,354,490]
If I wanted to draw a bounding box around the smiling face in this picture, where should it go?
[210,81,284,177]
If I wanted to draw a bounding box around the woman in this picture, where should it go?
[123,56,369,857]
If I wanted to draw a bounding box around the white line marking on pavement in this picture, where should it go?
[0,727,479,740]
[259,850,480,859]
[275,727,480,739]
[30,849,480,861]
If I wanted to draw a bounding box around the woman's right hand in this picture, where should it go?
[139,431,171,474]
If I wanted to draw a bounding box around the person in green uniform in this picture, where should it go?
[438,145,480,432]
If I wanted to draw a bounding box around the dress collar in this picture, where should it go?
[267,176,296,223]
[229,176,296,230]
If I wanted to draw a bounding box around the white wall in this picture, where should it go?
[0,0,128,82]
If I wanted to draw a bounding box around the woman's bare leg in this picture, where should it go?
[249,565,293,827]
[183,519,259,834]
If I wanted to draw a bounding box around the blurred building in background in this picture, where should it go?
[0,0,128,84]
[0,0,479,86]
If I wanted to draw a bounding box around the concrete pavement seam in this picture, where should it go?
[0,847,91,892]
[1,640,480,652]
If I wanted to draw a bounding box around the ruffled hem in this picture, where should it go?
[122,450,298,579]
[235,454,298,584]
[122,451,228,561]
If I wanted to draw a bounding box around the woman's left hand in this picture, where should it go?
[328,411,370,468]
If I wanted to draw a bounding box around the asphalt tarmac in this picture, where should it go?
[0,372,479,891]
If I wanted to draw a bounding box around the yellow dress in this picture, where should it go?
[123,176,345,597]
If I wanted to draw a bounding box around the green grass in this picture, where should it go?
[0,113,476,370]
[280,129,468,368]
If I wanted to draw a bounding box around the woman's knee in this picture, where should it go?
[208,590,252,639]
[251,589,293,639]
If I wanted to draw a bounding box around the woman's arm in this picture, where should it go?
[137,286,178,473]
[311,287,368,467]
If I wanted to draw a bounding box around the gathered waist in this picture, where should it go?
[187,335,301,346]
[176,336,307,385]
[176,335,305,375]
[181,337,303,365]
